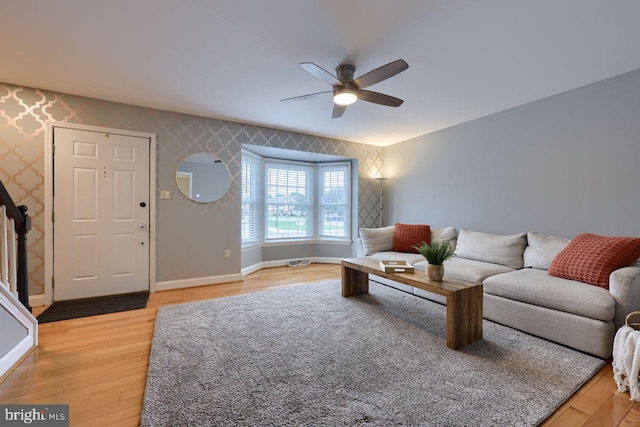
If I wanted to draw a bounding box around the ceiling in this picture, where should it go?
[1,1,639,147]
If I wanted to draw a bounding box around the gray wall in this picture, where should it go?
[0,305,28,358]
[0,82,383,294]
[383,68,640,239]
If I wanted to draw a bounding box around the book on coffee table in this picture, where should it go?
[379,260,415,274]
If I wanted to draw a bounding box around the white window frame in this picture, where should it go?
[241,152,352,246]
[264,159,314,242]
[317,162,351,241]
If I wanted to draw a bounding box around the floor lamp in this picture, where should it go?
[375,177,387,228]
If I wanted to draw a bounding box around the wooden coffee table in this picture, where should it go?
[342,258,483,350]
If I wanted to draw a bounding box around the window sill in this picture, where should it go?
[243,239,353,249]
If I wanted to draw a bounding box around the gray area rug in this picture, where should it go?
[141,281,604,426]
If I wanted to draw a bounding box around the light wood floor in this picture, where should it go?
[1,264,638,426]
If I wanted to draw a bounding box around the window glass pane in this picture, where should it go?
[319,164,350,239]
[265,162,313,240]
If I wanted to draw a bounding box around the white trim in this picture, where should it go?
[44,122,157,305]
[0,285,37,379]
[313,240,353,245]
[261,239,352,247]
[241,263,264,276]
[153,274,243,292]
[242,240,352,252]
[312,257,342,264]
[28,294,46,307]
[241,149,262,161]
[241,257,342,276]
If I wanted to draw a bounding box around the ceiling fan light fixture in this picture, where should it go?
[333,87,358,106]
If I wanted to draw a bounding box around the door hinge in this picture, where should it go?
[52,277,55,290]
[51,211,55,222]
[52,144,55,156]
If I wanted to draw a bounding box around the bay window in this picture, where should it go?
[241,150,351,246]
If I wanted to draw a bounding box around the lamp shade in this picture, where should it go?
[333,87,357,106]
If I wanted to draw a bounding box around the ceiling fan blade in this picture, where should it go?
[353,59,408,89]
[358,90,404,107]
[300,62,342,87]
[332,104,346,119]
[281,91,332,103]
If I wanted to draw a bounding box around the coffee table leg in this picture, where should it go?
[341,264,369,297]
[446,285,483,349]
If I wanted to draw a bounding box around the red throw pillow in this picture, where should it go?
[549,233,640,289]
[393,223,431,253]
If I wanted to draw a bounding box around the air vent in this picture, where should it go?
[288,259,311,267]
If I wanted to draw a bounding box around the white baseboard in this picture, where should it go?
[29,294,46,307]
[241,263,264,277]
[153,274,243,292]
[312,257,342,264]
[241,257,342,277]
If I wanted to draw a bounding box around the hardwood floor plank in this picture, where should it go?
[533,364,611,425]
[572,367,619,415]
[546,407,590,427]
[583,392,635,426]
[619,401,640,426]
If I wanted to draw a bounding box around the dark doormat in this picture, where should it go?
[37,291,149,324]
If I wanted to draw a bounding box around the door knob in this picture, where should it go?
[140,224,147,230]
[140,202,147,207]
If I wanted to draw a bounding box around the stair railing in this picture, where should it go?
[0,180,31,312]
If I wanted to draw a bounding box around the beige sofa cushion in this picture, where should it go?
[414,257,514,283]
[523,232,570,270]
[454,228,527,269]
[359,226,395,255]
[431,226,458,250]
[483,269,615,322]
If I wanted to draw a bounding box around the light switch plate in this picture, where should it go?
[160,190,171,200]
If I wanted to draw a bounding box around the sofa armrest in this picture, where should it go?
[609,265,640,328]
[356,238,366,258]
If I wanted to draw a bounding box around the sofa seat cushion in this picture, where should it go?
[369,251,425,265]
[483,269,615,322]
[413,257,514,283]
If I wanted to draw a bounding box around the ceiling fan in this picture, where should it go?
[281,59,409,118]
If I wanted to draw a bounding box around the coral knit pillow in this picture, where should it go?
[393,223,431,253]
[549,233,640,289]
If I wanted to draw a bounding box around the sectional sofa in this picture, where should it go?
[356,225,640,358]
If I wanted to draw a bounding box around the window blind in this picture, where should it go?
[265,161,313,240]
[241,152,262,245]
[318,163,350,239]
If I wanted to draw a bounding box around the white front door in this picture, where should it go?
[53,127,150,301]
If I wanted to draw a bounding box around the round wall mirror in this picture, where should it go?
[176,153,230,203]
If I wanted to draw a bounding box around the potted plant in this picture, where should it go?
[413,240,455,281]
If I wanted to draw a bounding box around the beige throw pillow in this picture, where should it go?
[359,226,395,255]
[431,226,458,250]
[454,228,527,269]
[523,232,570,270]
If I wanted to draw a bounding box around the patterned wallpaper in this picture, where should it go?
[0,82,384,295]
